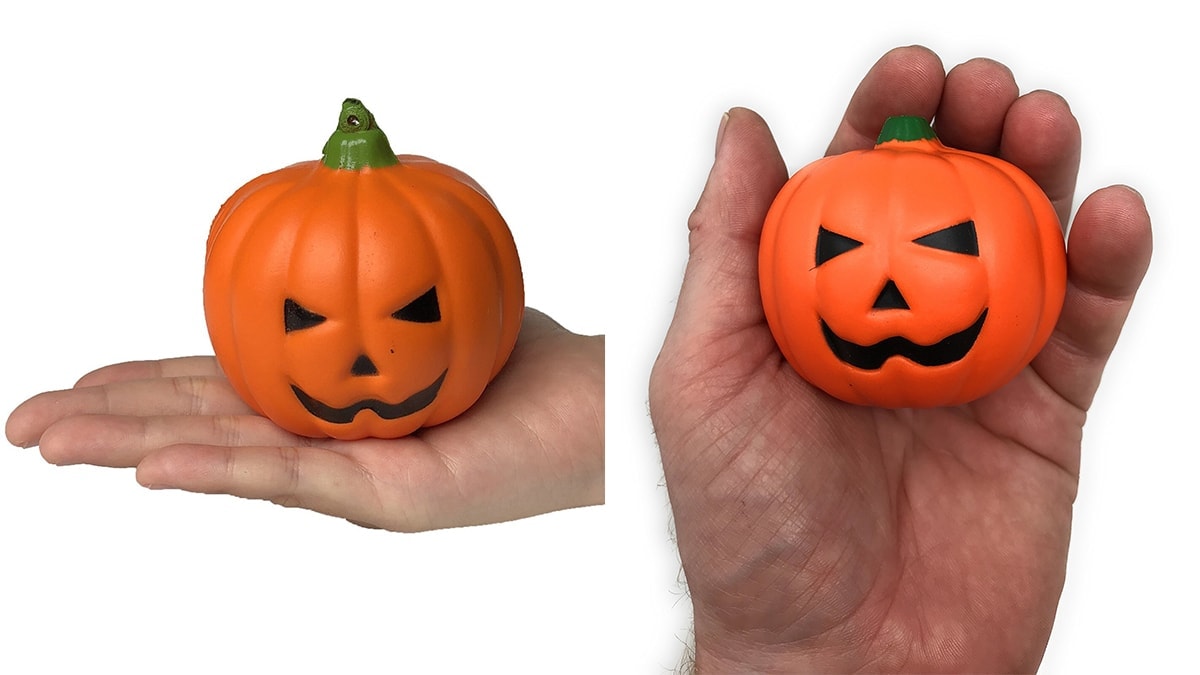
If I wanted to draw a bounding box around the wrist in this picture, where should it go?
[691,636,844,675]
[689,612,861,674]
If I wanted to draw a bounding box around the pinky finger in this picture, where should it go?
[1032,186,1153,410]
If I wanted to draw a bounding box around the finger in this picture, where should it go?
[667,107,788,348]
[934,57,1019,155]
[1032,186,1153,410]
[136,443,425,531]
[826,45,946,156]
[6,376,254,448]
[650,108,788,447]
[998,90,1081,227]
[37,413,299,467]
[75,356,224,388]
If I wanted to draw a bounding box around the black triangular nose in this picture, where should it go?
[872,279,909,310]
[350,354,379,376]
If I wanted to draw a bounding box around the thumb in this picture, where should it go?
[660,107,789,366]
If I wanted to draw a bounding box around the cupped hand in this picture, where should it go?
[7,308,604,532]
[649,46,1152,673]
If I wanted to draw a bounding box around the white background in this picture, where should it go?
[0,2,1194,673]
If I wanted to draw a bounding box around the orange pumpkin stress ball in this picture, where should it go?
[760,116,1066,408]
[204,99,523,439]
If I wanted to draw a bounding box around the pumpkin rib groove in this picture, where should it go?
[967,152,1067,364]
[362,168,452,427]
[208,169,322,417]
[959,156,1061,369]
[206,168,304,260]
[394,170,503,406]
[372,166,448,288]
[944,147,1018,399]
[383,166,520,381]
[232,174,327,417]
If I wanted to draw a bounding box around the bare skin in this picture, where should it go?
[649,46,1152,673]
[7,309,604,532]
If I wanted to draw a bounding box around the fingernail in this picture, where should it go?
[1119,184,1144,201]
[715,111,731,158]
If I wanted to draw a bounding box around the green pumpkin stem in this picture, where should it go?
[321,98,400,170]
[876,116,938,144]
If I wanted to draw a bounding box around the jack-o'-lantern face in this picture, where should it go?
[759,116,1066,407]
[815,219,986,371]
[204,100,523,439]
[282,289,445,426]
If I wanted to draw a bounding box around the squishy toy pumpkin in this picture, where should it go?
[759,116,1066,407]
[204,99,523,439]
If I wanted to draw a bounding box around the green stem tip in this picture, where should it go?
[321,98,400,171]
[876,116,938,144]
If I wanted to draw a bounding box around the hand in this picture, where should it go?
[7,308,604,531]
[649,46,1152,673]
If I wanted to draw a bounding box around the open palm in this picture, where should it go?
[649,47,1152,672]
[7,309,604,531]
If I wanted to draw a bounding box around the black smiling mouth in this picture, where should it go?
[290,370,448,424]
[820,310,988,370]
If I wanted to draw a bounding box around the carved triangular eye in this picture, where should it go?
[815,226,864,266]
[392,286,440,323]
[284,298,326,333]
[913,220,978,256]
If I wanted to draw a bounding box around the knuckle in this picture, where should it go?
[170,377,205,416]
[276,446,304,504]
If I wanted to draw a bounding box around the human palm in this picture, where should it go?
[649,47,1152,672]
[7,308,604,531]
